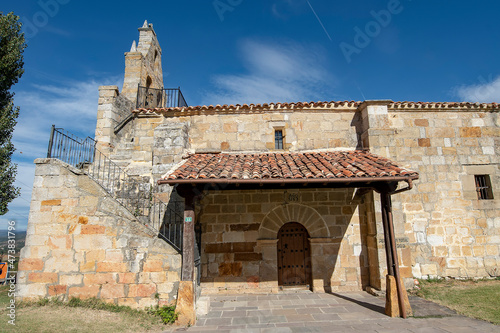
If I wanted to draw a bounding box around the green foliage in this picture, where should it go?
[0,12,26,215]
[425,276,444,283]
[414,278,500,325]
[147,305,178,324]
[19,296,178,325]
[67,297,141,314]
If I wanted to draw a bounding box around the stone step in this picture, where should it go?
[109,154,132,161]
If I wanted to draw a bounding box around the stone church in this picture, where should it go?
[17,22,499,321]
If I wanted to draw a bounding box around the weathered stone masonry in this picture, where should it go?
[16,21,499,314]
[17,158,181,307]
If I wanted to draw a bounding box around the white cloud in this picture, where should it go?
[202,39,335,105]
[455,75,500,103]
[0,77,120,230]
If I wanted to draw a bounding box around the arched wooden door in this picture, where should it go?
[277,222,312,288]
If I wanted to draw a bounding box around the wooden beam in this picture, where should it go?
[177,186,196,282]
[382,191,407,319]
[380,193,394,277]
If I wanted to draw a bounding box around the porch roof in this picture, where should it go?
[159,150,418,186]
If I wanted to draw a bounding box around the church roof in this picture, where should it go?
[135,100,500,116]
[159,150,418,185]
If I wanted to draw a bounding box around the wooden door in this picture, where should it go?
[277,222,311,287]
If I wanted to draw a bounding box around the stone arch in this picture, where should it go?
[146,76,153,88]
[258,203,330,239]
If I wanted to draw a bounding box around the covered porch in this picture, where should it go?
[158,150,418,323]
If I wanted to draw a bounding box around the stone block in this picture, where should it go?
[230,224,259,232]
[19,258,44,271]
[150,272,167,283]
[83,273,116,285]
[205,243,231,253]
[414,119,429,127]
[167,271,180,282]
[48,235,72,250]
[86,250,106,262]
[68,285,100,299]
[48,285,67,296]
[101,284,125,298]
[28,246,50,258]
[45,256,78,273]
[17,283,46,298]
[175,281,196,326]
[418,138,430,147]
[232,242,256,252]
[81,225,106,234]
[57,213,79,224]
[385,275,412,318]
[117,298,138,308]
[158,282,176,294]
[118,273,136,284]
[143,260,163,272]
[28,272,58,283]
[96,262,128,273]
[73,235,112,251]
[218,262,242,277]
[60,274,83,285]
[459,127,481,137]
[105,249,123,262]
[41,200,61,206]
[234,253,262,261]
[138,297,158,308]
[80,261,96,272]
[138,272,151,284]
[128,283,156,297]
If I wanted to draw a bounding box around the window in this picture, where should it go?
[475,175,494,200]
[275,129,284,149]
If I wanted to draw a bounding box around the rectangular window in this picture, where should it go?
[475,175,494,200]
[275,130,284,149]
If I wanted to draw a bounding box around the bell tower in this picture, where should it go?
[121,20,164,104]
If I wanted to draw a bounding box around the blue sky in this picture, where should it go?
[1,0,500,230]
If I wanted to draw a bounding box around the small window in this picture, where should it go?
[475,175,494,200]
[275,130,284,149]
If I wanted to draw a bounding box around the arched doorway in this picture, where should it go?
[277,222,312,289]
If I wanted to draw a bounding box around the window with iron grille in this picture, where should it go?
[275,129,284,149]
[475,175,494,200]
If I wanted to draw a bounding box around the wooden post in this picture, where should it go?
[379,189,412,319]
[383,192,406,318]
[182,195,195,281]
[380,193,394,277]
[175,186,197,326]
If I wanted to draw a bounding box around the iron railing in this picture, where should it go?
[47,125,184,252]
[136,86,188,109]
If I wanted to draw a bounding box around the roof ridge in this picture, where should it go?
[134,100,500,115]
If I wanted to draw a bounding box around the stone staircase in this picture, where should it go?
[47,126,184,252]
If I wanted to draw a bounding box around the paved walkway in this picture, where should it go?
[168,291,498,332]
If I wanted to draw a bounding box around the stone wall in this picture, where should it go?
[93,96,499,292]
[197,188,385,294]
[385,108,500,279]
[104,109,360,179]
[16,158,181,308]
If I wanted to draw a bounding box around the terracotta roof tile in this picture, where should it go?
[162,150,418,183]
[134,100,500,115]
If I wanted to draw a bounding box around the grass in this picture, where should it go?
[411,277,500,325]
[0,285,177,332]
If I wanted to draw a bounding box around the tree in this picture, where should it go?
[0,12,25,215]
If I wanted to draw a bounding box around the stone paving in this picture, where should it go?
[166,291,498,333]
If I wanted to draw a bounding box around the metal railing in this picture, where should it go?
[136,86,188,109]
[47,125,184,252]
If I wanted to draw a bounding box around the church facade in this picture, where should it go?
[17,22,499,320]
